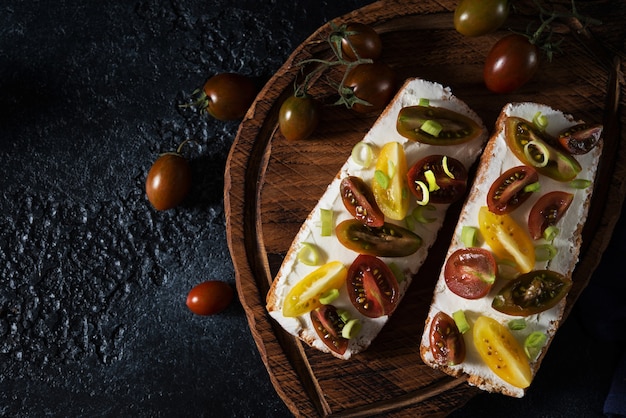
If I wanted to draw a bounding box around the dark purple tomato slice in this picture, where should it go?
[429,311,466,365]
[492,270,572,316]
[397,105,482,145]
[407,154,468,204]
[528,191,574,240]
[487,165,539,215]
[557,123,603,155]
[310,305,348,355]
[335,219,422,257]
[444,247,497,299]
[347,254,399,318]
[340,176,385,227]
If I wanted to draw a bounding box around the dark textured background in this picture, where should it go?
[1,1,623,417]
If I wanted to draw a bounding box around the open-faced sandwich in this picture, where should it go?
[266,78,489,359]
[419,102,603,397]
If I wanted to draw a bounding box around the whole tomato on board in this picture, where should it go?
[341,61,396,114]
[454,0,510,37]
[337,22,382,61]
[278,92,320,141]
[484,34,539,93]
[145,144,192,211]
[186,280,234,316]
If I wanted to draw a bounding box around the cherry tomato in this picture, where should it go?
[339,22,382,61]
[473,315,532,388]
[343,62,396,114]
[429,311,466,366]
[186,280,234,316]
[336,219,422,257]
[487,165,539,215]
[478,206,535,273]
[372,141,409,220]
[311,305,349,355]
[492,270,572,316]
[396,106,483,145]
[444,247,497,300]
[145,152,192,211]
[278,93,320,141]
[454,0,510,37]
[340,176,385,227]
[505,117,582,182]
[407,154,468,204]
[192,73,257,121]
[557,123,603,155]
[282,261,347,317]
[528,191,574,240]
[347,254,399,318]
[484,34,539,93]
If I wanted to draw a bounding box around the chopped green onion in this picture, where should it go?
[420,119,443,137]
[351,141,374,168]
[319,288,339,305]
[388,262,405,283]
[297,242,322,266]
[543,225,559,242]
[374,170,389,189]
[508,318,527,330]
[320,208,333,236]
[523,140,549,168]
[337,309,351,323]
[532,111,549,131]
[570,178,592,189]
[418,98,430,107]
[442,156,455,179]
[387,159,397,178]
[524,331,547,360]
[424,169,440,192]
[535,243,558,261]
[523,181,541,193]
[341,318,362,339]
[452,310,470,334]
[461,225,479,247]
[413,204,437,223]
[414,180,429,205]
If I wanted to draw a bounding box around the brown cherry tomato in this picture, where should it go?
[487,165,539,215]
[396,106,483,146]
[343,62,396,114]
[192,73,257,121]
[311,305,349,355]
[407,154,468,204]
[336,219,422,257]
[484,34,539,93]
[454,0,510,37]
[278,93,320,141]
[429,311,466,365]
[528,191,574,240]
[347,254,399,318]
[340,176,384,227]
[186,280,234,316]
[557,123,603,155]
[339,22,382,61]
[145,152,192,211]
[444,247,497,299]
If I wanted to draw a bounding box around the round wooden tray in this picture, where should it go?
[225,1,625,416]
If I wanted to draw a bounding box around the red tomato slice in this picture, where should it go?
[310,305,349,355]
[347,254,399,318]
[487,165,538,215]
[429,311,466,365]
[528,191,574,240]
[444,247,497,299]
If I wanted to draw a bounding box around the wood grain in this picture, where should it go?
[224,1,626,416]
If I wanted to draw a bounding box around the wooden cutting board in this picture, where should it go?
[224,1,625,416]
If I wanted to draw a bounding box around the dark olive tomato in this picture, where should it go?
[557,123,603,155]
[407,154,468,204]
[339,22,382,61]
[528,191,574,240]
[198,73,257,120]
[487,165,539,215]
[335,219,422,257]
[484,34,539,94]
[145,152,192,211]
[340,176,385,227]
[278,93,320,141]
[311,305,349,355]
[444,247,497,299]
[454,0,509,37]
[347,254,399,318]
[492,270,572,316]
[396,106,483,145]
[186,281,234,316]
[505,117,582,182]
[343,62,396,114]
[429,311,466,366]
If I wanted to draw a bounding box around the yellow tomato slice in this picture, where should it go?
[473,316,532,389]
[372,142,409,220]
[478,206,535,273]
[283,261,347,317]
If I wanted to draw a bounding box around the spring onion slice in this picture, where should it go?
[532,111,549,131]
[523,140,549,168]
[543,225,559,242]
[414,180,430,205]
[452,310,470,334]
[341,318,362,339]
[418,98,430,107]
[424,170,440,192]
[413,204,436,223]
[508,318,527,330]
[524,181,541,193]
[320,208,333,236]
[461,225,479,247]
[374,170,389,189]
[442,155,455,179]
[319,288,339,305]
[297,242,322,266]
[570,178,592,189]
[351,141,374,168]
[524,331,547,360]
[420,119,443,137]
[535,243,558,261]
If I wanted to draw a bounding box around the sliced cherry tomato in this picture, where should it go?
[282,261,347,317]
[342,62,396,114]
[487,165,539,215]
[454,0,509,37]
[372,141,410,220]
[146,151,192,211]
[338,22,382,61]
[478,206,535,273]
[528,191,574,240]
[505,116,582,182]
[492,270,572,316]
[336,219,422,257]
[444,247,497,299]
[278,93,320,141]
[310,305,349,355]
[484,34,539,94]
[407,155,468,204]
[396,105,483,145]
[429,311,466,366]
[473,316,532,388]
[347,254,399,318]
[186,281,234,316]
[186,73,258,121]
[340,176,385,227]
[557,123,603,155]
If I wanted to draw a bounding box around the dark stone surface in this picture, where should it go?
[1,1,622,417]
